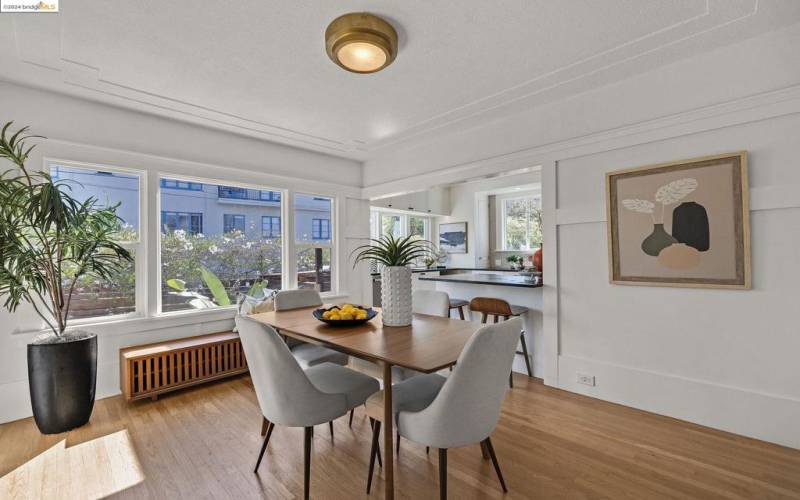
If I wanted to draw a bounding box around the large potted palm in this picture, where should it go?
[0,123,133,434]
[352,234,431,327]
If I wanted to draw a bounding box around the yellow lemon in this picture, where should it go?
[329,312,341,320]
[355,311,367,320]
[322,310,332,319]
[340,312,354,320]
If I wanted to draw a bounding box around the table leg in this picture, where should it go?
[383,362,394,500]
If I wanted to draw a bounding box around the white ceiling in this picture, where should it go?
[1,1,799,161]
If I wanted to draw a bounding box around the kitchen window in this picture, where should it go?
[501,194,542,251]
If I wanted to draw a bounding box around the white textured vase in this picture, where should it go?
[380,266,413,327]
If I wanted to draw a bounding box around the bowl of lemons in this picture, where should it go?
[313,303,377,326]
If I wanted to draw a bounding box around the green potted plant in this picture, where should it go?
[507,255,524,270]
[352,234,431,326]
[0,123,133,434]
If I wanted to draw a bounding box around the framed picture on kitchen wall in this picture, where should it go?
[439,222,468,254]
[606,151,750,289]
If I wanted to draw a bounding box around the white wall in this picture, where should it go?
[435,171,542,268]
[0,82,369,425]
[363,25,800,448]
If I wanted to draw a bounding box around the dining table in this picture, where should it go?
[248,306,484,499]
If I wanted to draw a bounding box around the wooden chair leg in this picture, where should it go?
[509,372,513,388]
[520,332,533,378]
[349,408,355,427]
[254,422,275,472]
[396,429,400,455]
[439,448,448,500]
[304,427,312,500]
[369,418,382,467]
[329,420,334,439]
[480,440,490,460]
[457,306,465,320]
[366,420,382,494]
[426,446,430,455]
[260,416,269,436]
[483,437,507,493]
[493,315,499,324]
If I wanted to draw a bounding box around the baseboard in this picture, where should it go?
[558,354,800,449]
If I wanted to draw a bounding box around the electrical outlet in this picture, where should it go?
[577,373,595,387]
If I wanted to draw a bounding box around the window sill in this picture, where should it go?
[13,292,350,339]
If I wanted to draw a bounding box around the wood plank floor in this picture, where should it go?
[1,374,799,499]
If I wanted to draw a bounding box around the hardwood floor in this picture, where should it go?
[2,374,799,499]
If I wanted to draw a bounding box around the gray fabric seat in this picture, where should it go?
[366,318,523,498]
[292,343,349,369]
[306,363,382,409]
[235,315,379,500]
[274,289,349,367]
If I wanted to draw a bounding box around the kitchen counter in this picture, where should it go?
[370,267,536,277]
[418,272,542,288]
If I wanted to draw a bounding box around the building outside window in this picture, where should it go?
[262,216,281,238]
[223,214,245,233]
[162,211,203,235]
[161,179,202,190]
[160,177,284,313]
[296,194,333,293]
[46,161,142,321]
[312,218,330,240]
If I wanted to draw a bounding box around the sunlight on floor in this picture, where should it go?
[0,429,144,500]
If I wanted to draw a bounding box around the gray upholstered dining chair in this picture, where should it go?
[274,289,349,369]
[365,317,522,498]
[411,289,451,318]
[236,315,379,500]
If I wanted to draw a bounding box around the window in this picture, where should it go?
[160,177,283,313]
[296,194,333,293]
[47,162,142,321]
[218,186,248,199]
[161,211,203,235]
[501,195,542,251]
[262,216,281,238]
[409,216,427,240]
[312,218,330,240]
[223,214,245,234]
[160,179,202,190]
[260,191,281,202]
[381,214,402,238]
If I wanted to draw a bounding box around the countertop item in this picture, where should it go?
[371,267,537,277]
[418,272,542,288]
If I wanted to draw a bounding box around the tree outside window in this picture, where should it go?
[503,196,542,250]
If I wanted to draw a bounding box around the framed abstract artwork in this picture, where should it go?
[438,222,468,254]
[606,151,750,289]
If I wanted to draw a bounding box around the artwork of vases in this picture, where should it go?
[606,151,750,289]
[621,178,710,270]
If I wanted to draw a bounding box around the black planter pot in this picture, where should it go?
[27,333,97,434]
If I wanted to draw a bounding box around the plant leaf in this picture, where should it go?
[655,178,698,205]
[621,199,655,214]
[199,266,231,306]
[166,278,186,291]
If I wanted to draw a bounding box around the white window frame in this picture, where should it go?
[370,208,431,241]
[499,192,542,251]
[292,192,337,296]
[155,173,290,316]
[43,158,148,324]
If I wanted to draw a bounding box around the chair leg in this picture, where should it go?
[509,372,513,388]
[349,408,355,427]
[483,437,507,493]
[395,429,400,455]
[439,448,448,500]
[329,420,334,439]
[254,422,275,472]
[480,440,490,460]
[426,446,430,455]
[366,420,382,494]
[520,332,533,378]
[260,416,269,436]
[304,427,312,500]
[457,306,465,320]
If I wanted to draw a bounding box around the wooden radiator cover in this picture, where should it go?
[120,332,248,401]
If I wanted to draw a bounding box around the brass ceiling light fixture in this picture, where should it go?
[325,12,398,74]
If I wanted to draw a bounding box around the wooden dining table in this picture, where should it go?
[248,306,484,499]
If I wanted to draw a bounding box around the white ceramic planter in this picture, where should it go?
[380,266,413,327]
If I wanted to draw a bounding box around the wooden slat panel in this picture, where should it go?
[137,359,143,395]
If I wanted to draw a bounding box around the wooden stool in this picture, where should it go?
[468,297,533,388]
[449,298,469,320]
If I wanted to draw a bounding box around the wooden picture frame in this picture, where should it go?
[438,221,468,254]
[606,151,750,289]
